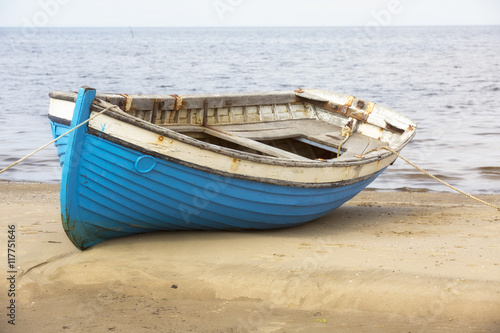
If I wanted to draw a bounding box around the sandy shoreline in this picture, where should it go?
[1,182,499,332]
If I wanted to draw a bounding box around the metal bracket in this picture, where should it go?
[362,102,375,121]
[170,94,183,111]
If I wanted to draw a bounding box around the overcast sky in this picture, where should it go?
[1,0,499,27]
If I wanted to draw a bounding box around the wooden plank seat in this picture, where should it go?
[162,118,385,161]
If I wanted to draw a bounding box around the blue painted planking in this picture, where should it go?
[66,132,380,248]
[80,134,377,222]
[50,121,70,166]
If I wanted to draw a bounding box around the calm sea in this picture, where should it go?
[0,26,499,193]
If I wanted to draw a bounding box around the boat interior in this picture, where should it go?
[111,96,385,161]
[52,90,414,162]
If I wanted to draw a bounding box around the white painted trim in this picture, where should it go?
[49,98,74,121]
[89,113,396,184]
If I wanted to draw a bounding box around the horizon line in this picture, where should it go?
[0,24,499,28]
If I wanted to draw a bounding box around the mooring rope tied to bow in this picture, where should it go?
[371,146,500,211]
[0,104,112,175]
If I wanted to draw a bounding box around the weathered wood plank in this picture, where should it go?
[210,119,339,141]
[203,127,310,161]
[296,92,369,123]
[94,91,299,112]
[295,92,330,103]
[184,91,298,110]
[159,124,203,133]
[50,91,299,110]
[209,119,380,157]
[96,91,299,112]
[297,90,416,133]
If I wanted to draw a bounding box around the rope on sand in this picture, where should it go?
[372,146,500,211]
[0,104,112,175]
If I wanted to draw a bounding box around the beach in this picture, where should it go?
[1,182,499,332]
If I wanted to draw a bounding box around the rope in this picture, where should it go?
[0,104,112,175]
[375,146,500,211]
[92,99,128,113]
[337,124,353,158]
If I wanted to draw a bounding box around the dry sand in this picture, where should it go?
[0,182,499,332]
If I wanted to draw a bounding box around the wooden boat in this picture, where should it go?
[48,86,416,250]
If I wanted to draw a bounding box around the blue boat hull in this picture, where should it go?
[50,120,70,166]
[50,87,385,250]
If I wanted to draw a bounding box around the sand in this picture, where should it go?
[0,182,499,332]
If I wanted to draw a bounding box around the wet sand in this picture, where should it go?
[1,182,499,332]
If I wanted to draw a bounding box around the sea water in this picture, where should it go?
[0,26,499,193]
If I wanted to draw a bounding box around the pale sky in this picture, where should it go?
[1,0,499,27]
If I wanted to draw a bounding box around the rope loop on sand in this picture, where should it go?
[374,146,500,211]
[0,103,112,175]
